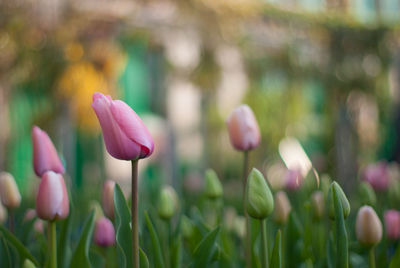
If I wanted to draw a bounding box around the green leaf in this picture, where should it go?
[327,233,335,268]
[0,224,39,266]
[144,211,165,268]
[58,214,72,268]
[389,242,400,268]
[114,184,133,268]
[332,184,348,268]
[191,226,220,268]
[270,230,282,268]
[139,248,149,268]
[0,236,12,268]
[69,211,95,268]
[171,235,182,268]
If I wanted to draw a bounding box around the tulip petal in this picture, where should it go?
[32,126,65,177]
[110,100,154,158]
[92,93,142,160]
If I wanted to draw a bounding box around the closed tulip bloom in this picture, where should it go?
[311,191,325,221]
[102,180,115,219]
[384,210,400,240]
[328,182,351,220]
[356,206,382,247]
[158,186,179,220]
[94,217,115,247]
[24,209,37,222]
[36,171,69,221]
[362,162,389,191]
[32,126,65,177]
[285,169,304,191]
[226,105,260,151]
[273,191,291,224]
[91,92,154,161]
[204,169,223,199]
[0,172,21,209]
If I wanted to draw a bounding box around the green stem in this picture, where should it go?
[242,151,251,267]
[49,221,57,268]
[369,247,376,268]
[260,219,268,268]
[131,160,139,268]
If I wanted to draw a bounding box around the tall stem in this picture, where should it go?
[260,219,268,268]
[131,160,139,268]
[8,209,14,234]
[49,221,57,268]
[242,150,251,267]
[369,247,376,268]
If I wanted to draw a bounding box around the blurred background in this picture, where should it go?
[1,0,400,206]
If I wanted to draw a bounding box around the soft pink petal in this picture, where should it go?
[110,100,154,158]
[92,93,142,160]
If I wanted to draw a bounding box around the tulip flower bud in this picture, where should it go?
[32,126,65,177]
[158,186,178,220]
[226,105,261,151]
[91,92,154,160]
[204,169,223,199]
[0,172,21,209]
[311,191,325,221]
[273,191,291,225]
[245,168,274,219]
[0,201,7,223]
[284,169,304,191]
[358,182,377,207]
[24,209,37,222]
[356,206,382,247]
[36,171,69,221]
[384,210,400,240]
[327,182,350,220]
[362,162,389,191]
[94,217,115,247]
[23,259,36,268]
[102,180,115,219]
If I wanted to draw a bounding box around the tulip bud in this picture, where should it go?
[36,171,69,221]
[33,219,44,234]
[204,169,223,199]
[245,168,274,219]
[284,169,304,191]
[32,126,65,177]
[102,180,115,219]
[23,259,36,268]
[356,206,382,247]
[94,217,115,247]
[158,186,178,220]
[0,172,21,209]
[327,182,350,220]
[358,182,377,206]
[233,216,246,238]
[273,191,291,224]
[311,191,325,221]
[384,210,400,240]
[226,105,261,151]
[24,209,37,222]
[362,162,389,191]
[0,201,7,223]
[91,92,154,160]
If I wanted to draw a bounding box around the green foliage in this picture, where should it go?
[114,184,133,268]
[332,184,349,268]
[144,211,165,268]
[191,227,220,268]
[69,211,95,268]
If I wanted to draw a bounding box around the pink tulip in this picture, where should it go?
[102,180,115,219]
[285,169,304,191]
[94,217,115,247]
[226,105,261,151]
[91,92,154,161]
[36,171,69,221]
[32,126,65,177]
[384,210,400,240]
[362,162,389,191]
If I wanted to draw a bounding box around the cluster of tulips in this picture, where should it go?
[1,92,400,268]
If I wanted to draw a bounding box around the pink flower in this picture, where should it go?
[362,162,389,191]
[94,217,115,247]
[36,171,69,221]
[91,92,154,161]
[226,105,261,151]
[102,180,115,219]
[285,169,304,191]
[32,126,65,177]
[384,210,400,240]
